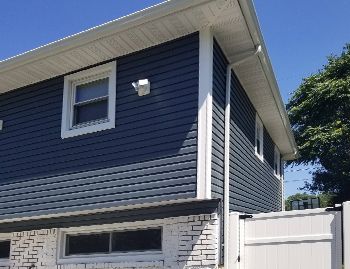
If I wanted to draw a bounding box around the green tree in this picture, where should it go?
[285,192,335,211]
[287,44,350,203]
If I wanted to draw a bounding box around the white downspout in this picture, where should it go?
[224,46,262,268]
[223,64,232,268]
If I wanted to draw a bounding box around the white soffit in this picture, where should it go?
[0,0,297,158]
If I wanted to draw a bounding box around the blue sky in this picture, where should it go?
[1,0,349,197]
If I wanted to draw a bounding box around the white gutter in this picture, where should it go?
[237,0,298,160]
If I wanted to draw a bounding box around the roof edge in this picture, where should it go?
[0,0,210,74]
[237,0,298,160]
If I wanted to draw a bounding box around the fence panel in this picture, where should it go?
[344,202,350,269]
[232,208,342,269]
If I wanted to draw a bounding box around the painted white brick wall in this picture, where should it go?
[2,213,219,269]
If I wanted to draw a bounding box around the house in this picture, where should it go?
[0,0,297,268]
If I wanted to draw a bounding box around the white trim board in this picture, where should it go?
[196,28,213,200]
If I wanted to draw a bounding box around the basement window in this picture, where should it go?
[274,146,281,177]
[61,227,162,262]
[61,61,117,139]
[0,240,10,266]
[255,114,264,160]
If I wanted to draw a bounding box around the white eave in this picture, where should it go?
[0,0,298,159]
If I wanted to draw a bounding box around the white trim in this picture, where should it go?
[273,145,281,178]
[0,233,11,267]
[196,28,213,199]
[61,61,117,139]
[254,113,264,161]
[57,220,165,264]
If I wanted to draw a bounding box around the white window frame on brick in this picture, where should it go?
[61,61,117,139]
[0,233,11,267]
[57,220,164,264]
[274,145,281,178]
[255,114,264,161]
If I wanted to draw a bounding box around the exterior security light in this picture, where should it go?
[132,79,150,96]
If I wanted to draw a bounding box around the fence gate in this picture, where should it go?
[228,208,343,269]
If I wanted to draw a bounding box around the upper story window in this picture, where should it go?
[61,61,117,139]
[255,114,264,160]
[274,146,281,177]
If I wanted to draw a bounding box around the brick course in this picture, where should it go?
[2,214,218,269]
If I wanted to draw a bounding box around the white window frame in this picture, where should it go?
[61,61,117,139]
[255,114,264,161]
[57,220,164,265]
[274,145,281,177]
[0,234,11,267]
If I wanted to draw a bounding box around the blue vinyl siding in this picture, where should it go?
[211,39,227,200]
[211,39,227,264]
[229,72,282,213]
[0,33,199,220]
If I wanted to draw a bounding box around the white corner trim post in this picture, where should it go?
[344,201,350,269]
[197,28,213,200]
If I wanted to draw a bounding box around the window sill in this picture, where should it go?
[255,152,264,162]
[274,173,282,180]
[0,259,9,267]
[57,252,163,265]
[61,119,115,139]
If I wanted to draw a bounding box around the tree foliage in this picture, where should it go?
[285,192,335,211]
[287,44,350,203]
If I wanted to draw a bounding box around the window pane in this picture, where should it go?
[112,229,161,252]
[256,139,261,154]
[66,233,110,256]
[74,99,108,125]
[0,241,10,259]
[76,78,109,103]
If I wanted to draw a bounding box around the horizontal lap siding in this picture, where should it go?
[229,73,282,214]
[212,39,227,265]
[211,39,227,201]
[0,33,199,220]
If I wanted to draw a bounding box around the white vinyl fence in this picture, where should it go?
[344,202,350,269]
[228,202,350,269]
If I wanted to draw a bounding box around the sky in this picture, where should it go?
[254,0,350,196]
[0,0,349,198]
